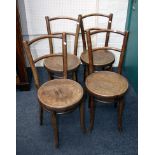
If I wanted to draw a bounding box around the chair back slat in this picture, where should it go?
[79,13,113,51]
[86,29,129,74]
[33,54,62,64]
[45,16,80,55]
[23,33,68,89]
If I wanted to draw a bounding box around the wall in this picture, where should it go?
[18,0,128,66]
[124,0,138,93]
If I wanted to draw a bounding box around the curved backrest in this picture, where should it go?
[79,13,113,51]
[45,16,80,55]
[86,29,129,74]
[23,33,67,89]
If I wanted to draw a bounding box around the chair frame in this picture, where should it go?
[23,33,85,148]
[45,16,81,81]
[86,28,129,132]
[45,16,81,55]
[79,13,113,80]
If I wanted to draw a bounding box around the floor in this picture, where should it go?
[16,66,138,155]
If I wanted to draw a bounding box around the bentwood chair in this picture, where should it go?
[45,16,81,81]
[79,13,114,80]
[85,29,129,132]
[23,33,85,148]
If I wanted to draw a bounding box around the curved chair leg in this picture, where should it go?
[80,100,86,133]
[89,95,95,132]
[40,105,43,125]
[51,111,59,148]
[117,97,125,132]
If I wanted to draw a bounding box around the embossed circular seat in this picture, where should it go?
[44,54,81,73]
[38,79,83,112]
[80,49,115,67]
[85,71,128,98]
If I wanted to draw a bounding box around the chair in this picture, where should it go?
[79,13,114,80]
[45,16,81,81]
[85,29,129,132]
[23,33,85,148]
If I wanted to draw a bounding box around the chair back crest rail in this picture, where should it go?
[86,29,129,74]
[45,16,80,55]
[23,33,67,89]
[79,13,113,51]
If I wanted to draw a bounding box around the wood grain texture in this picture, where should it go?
[85,71,128,98]
[16,2,30,90]
[80,49,115,67]
[44,54,80,73]
[38,79,83,112]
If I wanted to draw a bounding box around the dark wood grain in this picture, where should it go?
[16,1,30,90]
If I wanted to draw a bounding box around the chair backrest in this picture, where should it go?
[45,16,80,56]
[86,29,129,74]
[79,13,113,51]
[23,33,67,90]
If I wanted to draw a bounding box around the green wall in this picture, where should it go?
[124,0,138,93]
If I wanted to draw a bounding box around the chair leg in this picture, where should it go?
[73,71,77,81]
[89,95,95,132]
[80,100,86,133]
[39,105,43,125]
[51,111,59,148]
[108,65,113,71]
[88,94,90,108]
[84,65,89,82]
[47,71,53,80]
[114,102,117,108]
[117,98,125,132]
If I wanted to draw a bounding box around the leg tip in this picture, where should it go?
[118,127,123,132]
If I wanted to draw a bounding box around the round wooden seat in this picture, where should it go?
[85,71,128,98]
[38,79,83,112]
[44,54,81,73]
[80,49,115,67]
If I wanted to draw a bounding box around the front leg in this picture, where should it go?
[39,105,43,125]
[51,111,59,148]
[80,99,86,133]
[89,95,95,132]
[117,97,125,132]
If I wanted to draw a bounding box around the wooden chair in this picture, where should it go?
[23,33,85,148]
[45,16,81,81]
[85,29,129,132]
[79,13,114,80]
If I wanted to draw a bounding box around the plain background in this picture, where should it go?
[0,0,154,154]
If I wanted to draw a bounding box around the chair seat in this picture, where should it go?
[80,49,115,67]
[85,71,128,98]
[38,79,83,112]
[44,53,81,73]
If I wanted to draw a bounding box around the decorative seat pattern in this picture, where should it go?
[38,79,83,112]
